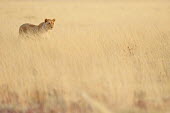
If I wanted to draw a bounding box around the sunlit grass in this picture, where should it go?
[0,0,170,113]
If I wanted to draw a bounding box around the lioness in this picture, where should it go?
[19,18,55,36]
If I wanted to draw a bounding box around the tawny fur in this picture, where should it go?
[19,19,55,36]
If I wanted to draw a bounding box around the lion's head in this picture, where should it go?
[44,18,55,30]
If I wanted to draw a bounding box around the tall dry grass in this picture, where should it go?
[0,0,170,113]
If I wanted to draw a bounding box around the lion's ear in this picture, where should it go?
[45,19,48,22]
[53,19,55,22]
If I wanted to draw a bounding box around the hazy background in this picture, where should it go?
[0,0,170,113]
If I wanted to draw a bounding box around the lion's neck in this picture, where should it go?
[38,22,48,32]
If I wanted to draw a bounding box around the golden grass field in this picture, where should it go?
[0,0,170,113]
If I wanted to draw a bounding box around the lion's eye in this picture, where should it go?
[48,23,50,24]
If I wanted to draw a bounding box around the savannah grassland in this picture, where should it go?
[0,0,170,113]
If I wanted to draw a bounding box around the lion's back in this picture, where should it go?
[19,23,37,35]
